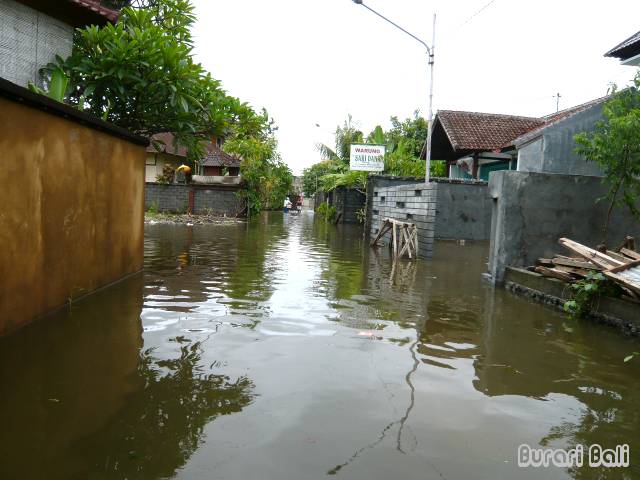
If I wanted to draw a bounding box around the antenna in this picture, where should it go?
[555,92,562,113]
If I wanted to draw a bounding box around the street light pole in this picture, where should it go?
[351,1,435,184]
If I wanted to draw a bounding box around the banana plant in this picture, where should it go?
[28,65,69,103]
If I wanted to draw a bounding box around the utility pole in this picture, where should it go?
[555,92,562,113]
[351,1,435,184]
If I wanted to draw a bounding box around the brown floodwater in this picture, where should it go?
[0,211,638,480]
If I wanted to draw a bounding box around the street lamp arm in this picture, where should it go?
[359,3,431,55]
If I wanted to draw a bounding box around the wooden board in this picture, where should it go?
[605,250,630,264]
[534,266,574,282]
[371,218,418,260]
[553,265,591,278]
[620,248,640,261]
[552,257,600,270]
[559,238,624,270]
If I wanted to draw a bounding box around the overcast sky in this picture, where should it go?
[192,0,640,174]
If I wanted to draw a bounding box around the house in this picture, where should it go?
[431,110,541,180]
[145,132,188,183]
[605,30,640,66]
[146,132,241,184]
[431,97,607,180]
[199,149,240,177]
[512,97,606,177]
[0,0,118,87]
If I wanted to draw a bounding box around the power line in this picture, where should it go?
[459,0,498,27]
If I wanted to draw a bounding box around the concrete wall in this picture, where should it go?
[366,176,491,244]
[434,181,492,240]
[312,188,365,224]
[145,152,182,183]
[0,91,147,336]
[488,170,640,283]
[364,175,426,236]
[516,138,543,173]
[333,187,366,224]
[517,104,604,177]
[145,183,243,216]
[370,183,437,258]
[0,0,73,87]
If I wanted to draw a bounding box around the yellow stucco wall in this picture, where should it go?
[0,97,146,336]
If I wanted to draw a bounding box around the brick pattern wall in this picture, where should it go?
[333,187,366,224]
[0,0,73,87]
[370,183,437,258]
[145,183,244,216]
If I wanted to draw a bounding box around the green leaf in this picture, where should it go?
[48,67,69,102]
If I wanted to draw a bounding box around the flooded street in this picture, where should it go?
[1,212,639,480]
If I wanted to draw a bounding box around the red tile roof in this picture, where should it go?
[147,132,189,157]
[435,110,544,152]
[147,132,241,167]
[435,95,609,156]
[68,0,119,23]
[201,150,241,168]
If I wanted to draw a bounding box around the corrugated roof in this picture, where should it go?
[68,0,119,23]
[435,110,544,151]
[605,30,640,59]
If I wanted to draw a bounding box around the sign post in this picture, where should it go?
[349,144,385,172]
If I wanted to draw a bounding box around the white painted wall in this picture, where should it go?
[0,0,73,87]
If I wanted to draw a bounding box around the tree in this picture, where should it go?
[223,137,293,217]
[57,0,257,158]
[575,72,640,246]
[306,112,444,196]
[301,161,340,197]
[316,115,363,165]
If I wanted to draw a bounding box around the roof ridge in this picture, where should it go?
[437,109,542,121]
[68,0,119,23]
[542,95,609,121]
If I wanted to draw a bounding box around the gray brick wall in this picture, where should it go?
[194,187,242,215]
[145,183,244,216]
[333,187,365,224]
[0,0,73,87]
[370,184,437,258]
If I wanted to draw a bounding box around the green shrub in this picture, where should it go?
[316,202,336,221]
[563,271,621,318]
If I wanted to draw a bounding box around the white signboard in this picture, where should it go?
[350,144,385,172]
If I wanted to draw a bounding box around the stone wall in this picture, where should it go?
[488,170,640,283]
[370,183,437,258]
[0,0,73,87]
[145,183,244,216]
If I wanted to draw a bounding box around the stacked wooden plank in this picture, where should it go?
[531,236,640,297]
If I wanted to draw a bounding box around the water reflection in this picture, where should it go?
[0,213,639,480]
[0,271,255,479]
[74,339,255,479]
